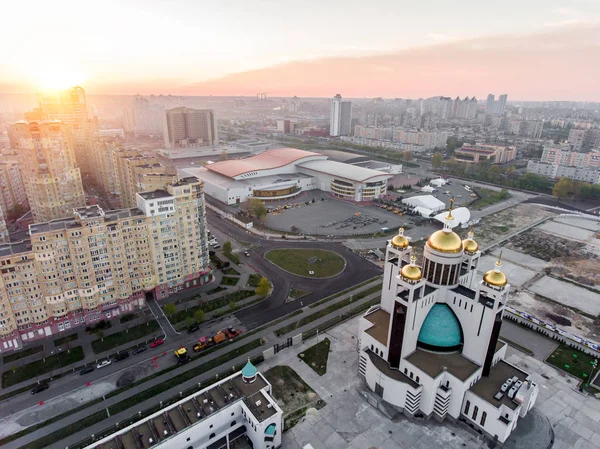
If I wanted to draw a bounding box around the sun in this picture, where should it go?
[30,64,87,91]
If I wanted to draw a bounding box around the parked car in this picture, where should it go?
[187,325,200,334]
[244,251,250,257]
[31,383,49,394]
[79,366,95,375]
[213,244,221,250]
[150,339,165,348]
[132,346,147,355]
[114,352,130,362]
[96,359,112,369]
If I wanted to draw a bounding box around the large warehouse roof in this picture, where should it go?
[206,148,323,178]
[298,160,393,182]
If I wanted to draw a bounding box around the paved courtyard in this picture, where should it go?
[529,276,600,316]
[477,255,538,288]
[258,317,600,449]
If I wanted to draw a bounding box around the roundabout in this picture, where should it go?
[264,248,346,278]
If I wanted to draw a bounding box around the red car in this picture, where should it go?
[150,339,165,348]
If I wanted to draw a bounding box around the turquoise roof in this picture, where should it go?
[265,423,276,436]
[417,304,462,349]
[242,360,257,378]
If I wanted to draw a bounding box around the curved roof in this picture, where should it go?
[242,359,258,378]
[206,148,324,179]
[418,304,463,350]
[298,160,392,182]
[427,229,463,253]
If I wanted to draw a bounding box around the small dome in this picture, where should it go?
[462,230,479,253]
[427,229,463,253]
[242,359,258,380]
[391,227,409,249]
[401,255,422,281]
[418,304,463,351]
[483,270,507,287]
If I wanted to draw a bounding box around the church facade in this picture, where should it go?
[358,210,538,443]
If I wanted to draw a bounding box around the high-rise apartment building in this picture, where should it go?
[9,120,85,222]
[164,107,218,148]
[36,86,97,173]
[0,158,28,216]
[485,94,495,115]
[125,95,166,136]
[568,129,586,151]
[0,177,210,350]
[495,94,508,115]
[276,119,295,134]
[330,94,352,137]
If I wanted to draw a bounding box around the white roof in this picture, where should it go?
[401,195,445,212]
[420,185,436,193]
[430,178,448,187]
[433,207,471,228]
[413,206,435,217]
[297,160,393,182]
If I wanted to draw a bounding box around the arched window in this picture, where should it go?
[404,368,408,374]
[416,376,420,383]
[210,433,215,439]
[464,400,470,415]
[231,421,237,426]
[481,412,487,426]
[472,406,478,420]
[371,344,374,351]
[410,372,413,379]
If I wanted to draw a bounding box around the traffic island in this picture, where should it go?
[265,248,346,278]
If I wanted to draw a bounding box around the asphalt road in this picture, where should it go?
[204,209,383,329]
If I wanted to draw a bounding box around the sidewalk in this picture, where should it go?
[7,278,383,449]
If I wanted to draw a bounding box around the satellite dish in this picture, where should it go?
[433,207,470,228]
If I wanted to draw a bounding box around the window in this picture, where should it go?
[464,400,470,415]
[472,406,478,420]
[209,433,215,439]
[371,344,374,351]
[416,376,420,383]
[481,412,487,426]
[231,421,237,426]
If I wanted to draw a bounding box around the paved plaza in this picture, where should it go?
[477,255,538,288]
[529,276,600,316]
[259,317,600,449]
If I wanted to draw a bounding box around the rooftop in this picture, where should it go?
[366,349,419,388]
[364,307,390,346]
[469,359,528,411]
[452,284,477,300]
[90,371,276,449]
[137,190,173,200]
[297,159,393,183]
[207,147,324,178]
[405,348,480,381]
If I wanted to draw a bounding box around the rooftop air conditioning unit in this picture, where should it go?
[255,400,262,407]
[267,404,273,409]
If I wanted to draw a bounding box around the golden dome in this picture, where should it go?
[462,230,479,253]
[391,227,409,249]
[401,254,422,281]
[427,229,463,253]
[483,252,508,287]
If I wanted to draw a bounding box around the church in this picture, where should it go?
[358,203,538,443]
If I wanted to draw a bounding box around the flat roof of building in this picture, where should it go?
[88,371,276,449]
[182,167,310,190]
[366,349,419,388]
[406,348,480,381]
[314,149,370,164]
[137,190,173,200]
[469,359,528,411]
[364,307,390,346]
[206,148,323,178]
[297,159,393,183]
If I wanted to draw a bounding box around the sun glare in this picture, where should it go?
[33,65,87,91]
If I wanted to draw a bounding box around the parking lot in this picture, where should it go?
[398,179,482,210]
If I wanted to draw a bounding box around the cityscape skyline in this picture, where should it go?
[1,0,599,100]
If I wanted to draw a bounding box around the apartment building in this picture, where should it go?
[354,125,394,141]
[164,107,218,148]
[568,129,586,151]
[91,140,120,195]
[527,161,600,184]
[393,129,449,150]
[0,158,28,216]
[0,177,210,351]
[540,146,600,168]
[507,120,543,138]
[9,120,85,222]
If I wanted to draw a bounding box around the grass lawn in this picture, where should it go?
[2,346,84,388]
[299,338,330,375]
[168,290,255,325]
[309,277,381,308]
[119,313,137,324]
[222,268,240,276]
[53,333,79,347]
[91,321,160,354]
[3,345,44,364]
[546,343,599,382]
[221,276,240,286]
[289,288,309,299]
[224,252,240,264]
[470,187,510,209]
[265,248,345,278]
[207,286,227,295]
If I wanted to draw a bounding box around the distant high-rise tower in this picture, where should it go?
[164,107,217,148]
[36,86,96,173]
[330,94,352,137]
[10,120,85,222]
[485,94,495,115]
[495,94,508,115]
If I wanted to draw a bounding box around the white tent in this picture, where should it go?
[433,207,471,228]
[430,178,448,187]
[413,206,435,217]
[419,185,436,193]
[401,195,445,213]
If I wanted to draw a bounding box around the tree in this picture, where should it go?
[163,302,177,318]
[432,152,443,170]
[255,276,270,297]
[229,301,238,312]
[97,330,105,341]
[7,204,26,220]
[498,188,510,200]
[553,177,572,200]
[194,309,206,324]
[185,316,195,329]
[222,241,232,255]
[250,198,267,221]
[219,150,228,161]
[402,150,413,162]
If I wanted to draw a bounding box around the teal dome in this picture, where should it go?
[242,360,258,378]
[417,304,463,351]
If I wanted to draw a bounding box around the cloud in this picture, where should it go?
[177,23,600,101]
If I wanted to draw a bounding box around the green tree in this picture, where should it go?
[194,309,206,324]
[163,302,177,318]
[255,276,270,297]
[185,316,195,329]
[250,198,267,221]
[553,177,572,200]
[431,152,443,170]
[222,241,232,255]
[229,301,238,312]
[498,188,510,200]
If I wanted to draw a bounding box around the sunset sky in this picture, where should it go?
[2,0,600,99]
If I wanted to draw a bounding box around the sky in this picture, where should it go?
[1,0,600,100]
